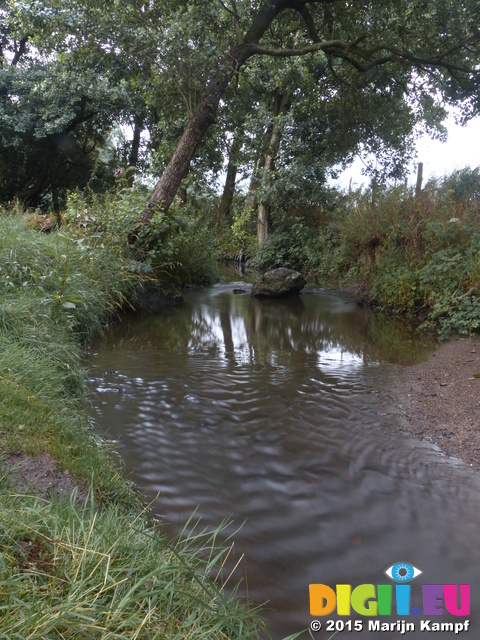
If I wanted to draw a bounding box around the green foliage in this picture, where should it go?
[422,292,480,339]
[371,249,421,312]
[0,22,128,208]
[305,221,354,283]
[64,179,219,287]
[277,167,480,338]
[250,219,311,272]
[225,205,257,260]
[136,214,220,286]
[417,237,480,337]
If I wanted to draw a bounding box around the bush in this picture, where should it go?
[249,219,312,272]
[65,179,219,287]
[251,166,480,337]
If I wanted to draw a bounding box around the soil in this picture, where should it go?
[395,334,480,471]
[1,451,89,502]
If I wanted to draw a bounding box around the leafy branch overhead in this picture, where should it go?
[143,0,480,219]
[1,0,480,228]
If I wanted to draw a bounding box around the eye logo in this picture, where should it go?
[384,562,423,583]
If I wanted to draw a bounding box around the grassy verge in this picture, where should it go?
[0,214,266,638]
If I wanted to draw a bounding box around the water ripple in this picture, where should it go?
[87,289,480,639]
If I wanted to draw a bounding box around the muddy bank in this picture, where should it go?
[396,335,480,470]
[2,452,89,502]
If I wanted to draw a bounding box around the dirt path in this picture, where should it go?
[396,335,480,470]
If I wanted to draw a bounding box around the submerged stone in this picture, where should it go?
[133,285,183,312]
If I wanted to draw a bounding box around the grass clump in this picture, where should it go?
[0,486,264,638]
[0,212,265,638]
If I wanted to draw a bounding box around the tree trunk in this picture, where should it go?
[139,86,228,221]
[15,161,51,205]
[217,131,243,223]
[139,0,291,222]
[257,93,290,249]
[128,116,144,185]
[244,120,273,214]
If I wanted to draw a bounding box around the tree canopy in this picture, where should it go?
[141,0,480,221]
[1,0,479,233]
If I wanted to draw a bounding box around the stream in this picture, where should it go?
[87,283,480,639]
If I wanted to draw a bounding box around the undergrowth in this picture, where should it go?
[64,178,219,287]
[253,167,480,339]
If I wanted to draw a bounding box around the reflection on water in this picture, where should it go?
[87,286,480,639]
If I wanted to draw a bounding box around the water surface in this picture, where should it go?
[88,285,480,638]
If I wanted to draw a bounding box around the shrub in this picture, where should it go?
[65,179,219,287]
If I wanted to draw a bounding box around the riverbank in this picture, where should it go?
[0,215,265,639]
[396,334,480,471]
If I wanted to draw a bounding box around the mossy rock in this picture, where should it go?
[251,268,306,298]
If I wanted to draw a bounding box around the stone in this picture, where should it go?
[251,268,306,298]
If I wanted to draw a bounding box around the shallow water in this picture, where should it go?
[87,285,480,638]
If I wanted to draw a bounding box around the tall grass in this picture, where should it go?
[0,213,266,638]
[0,485,265,638]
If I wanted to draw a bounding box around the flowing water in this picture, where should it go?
[87,284,480,639]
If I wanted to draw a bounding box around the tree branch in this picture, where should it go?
[435,33,480,62]
[241,34,480,79]
[364,41,480,74]
[228,0,244,44]
[11,36,29,67]
[297,5,320,42]
[243,39,349,58]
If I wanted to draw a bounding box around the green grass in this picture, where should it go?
[0,215,141,504]
[0,213,267,639]
[0,485,265,638]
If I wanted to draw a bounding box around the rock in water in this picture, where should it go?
[251,268,306,298]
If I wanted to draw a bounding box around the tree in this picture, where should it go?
[1,0,176,207]
[141,0,480,221]
[0,0,134,208]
